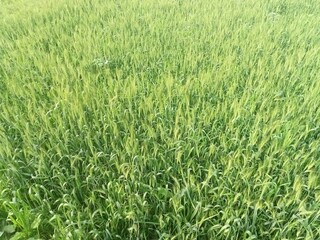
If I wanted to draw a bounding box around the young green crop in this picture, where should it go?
[1,0,320,239]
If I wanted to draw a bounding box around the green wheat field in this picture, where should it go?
[1,0,320,239]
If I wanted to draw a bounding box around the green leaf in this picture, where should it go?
[31,215,41,229]
[3,224,16,233]
[9,231,25,240]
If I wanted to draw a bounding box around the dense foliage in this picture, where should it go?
[1,0,320,239]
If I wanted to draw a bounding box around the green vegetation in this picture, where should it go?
[1,0,320,239]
